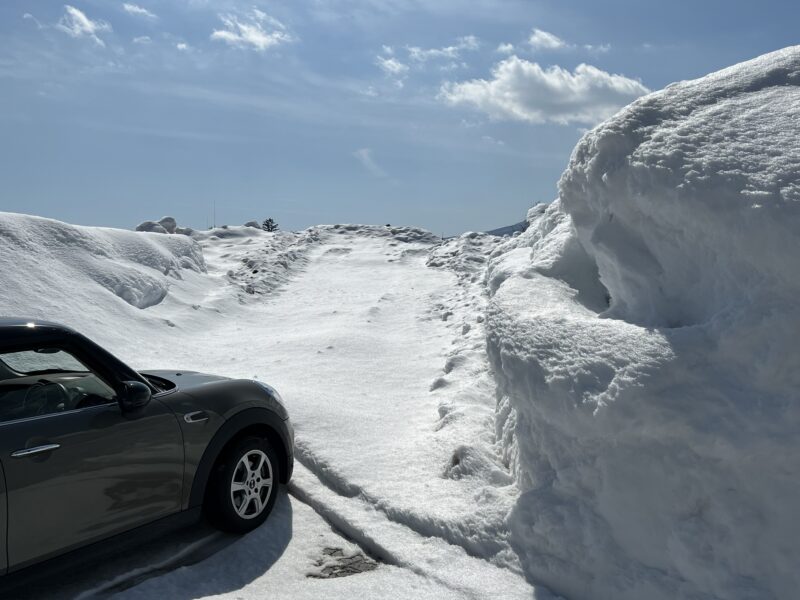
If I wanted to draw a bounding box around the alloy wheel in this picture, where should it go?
[230,449,273,520]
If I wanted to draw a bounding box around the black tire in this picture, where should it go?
[206,436,281,534]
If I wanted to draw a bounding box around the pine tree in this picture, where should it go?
[262,218,279,232]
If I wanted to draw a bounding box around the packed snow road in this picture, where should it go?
[0,219,543,599]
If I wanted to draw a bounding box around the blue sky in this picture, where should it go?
[1,1,797,234]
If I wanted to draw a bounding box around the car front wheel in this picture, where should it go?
[207,436,280,533]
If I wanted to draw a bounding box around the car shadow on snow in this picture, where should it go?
[0,489,293,599]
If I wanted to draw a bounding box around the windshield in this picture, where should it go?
[0,348,89,375]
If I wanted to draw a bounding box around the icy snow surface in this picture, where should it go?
[487,47,800,600]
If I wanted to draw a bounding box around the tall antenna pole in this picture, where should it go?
[213,199,216,228]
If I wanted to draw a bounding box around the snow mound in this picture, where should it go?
[488,47,800,600]
[327,224,441,244]
[561,46,800,328]
[0,212,206,313]
[210,227,323,298]
[135,220,168,234]
[136,216,194,236]
[428,231,499,285]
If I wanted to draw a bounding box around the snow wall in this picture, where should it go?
[487,47,800,600]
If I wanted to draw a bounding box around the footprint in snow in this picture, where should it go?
[430,377,448,391]
[324,247,352,256]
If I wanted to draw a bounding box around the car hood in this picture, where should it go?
[140,369,230,389]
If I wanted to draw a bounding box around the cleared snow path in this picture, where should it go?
[132,226,539,598]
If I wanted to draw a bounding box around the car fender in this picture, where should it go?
[187,407,293,509]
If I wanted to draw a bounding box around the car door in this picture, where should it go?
[0,351,184,570]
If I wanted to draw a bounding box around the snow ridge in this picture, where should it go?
[0,211,205,313]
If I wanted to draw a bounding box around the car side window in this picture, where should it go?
[0,347,117,423]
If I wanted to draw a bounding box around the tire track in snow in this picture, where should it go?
[288,464,536,600]
[292,440,511,562]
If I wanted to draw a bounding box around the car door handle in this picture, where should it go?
[11,443,61,458]
[184,411,209,424]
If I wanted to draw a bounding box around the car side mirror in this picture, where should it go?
[119,380,152,412]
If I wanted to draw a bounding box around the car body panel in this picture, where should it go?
[148,387,228,510]
[0,399,184,571]
[0,508,203,596]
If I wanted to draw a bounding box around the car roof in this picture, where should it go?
[0,317,74,335]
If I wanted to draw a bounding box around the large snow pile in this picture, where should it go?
[0,212,206,339]
[487,47,800,600]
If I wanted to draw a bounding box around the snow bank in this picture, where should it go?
[561,47,800,329]
[198,226,322,298]
[0,212,205,316]
[327,223,441,245]
[487,47,800,600]
[486,221,528,237]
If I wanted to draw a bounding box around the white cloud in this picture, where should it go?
[211,9,293,51]
[176,42,189,51]
[439,56,650,126]
[375,55,408,76]
[585,43,611,53]
[133,35,151,44]
[22,13,45,29]
[407,35,479,62]
[528,28,566,51]
[526,29,611,55]
[439,61,466,72]
[56,5,111,47]
[123,3,157,19]
[353,148,387,177]
[482,135,505,146]
[496,43,514,54]
[382,45,394,55]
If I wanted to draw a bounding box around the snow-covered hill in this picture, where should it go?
[485,46,800,600]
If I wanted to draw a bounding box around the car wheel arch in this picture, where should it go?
[188,407,292,510]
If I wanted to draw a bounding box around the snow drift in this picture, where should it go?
[488,47,800,600]
[0,212,205,331]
